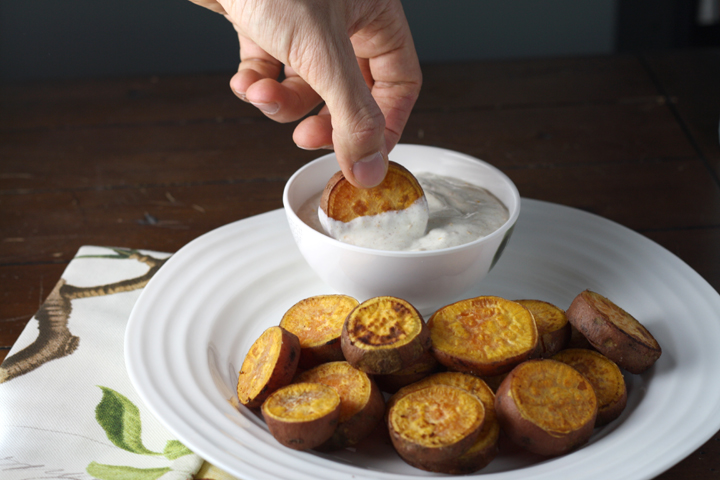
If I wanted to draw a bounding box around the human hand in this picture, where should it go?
[187,0,422,188]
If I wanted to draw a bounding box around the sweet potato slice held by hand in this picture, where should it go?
[553,348,627,426]
[428,296,538,376]
[495,359,597,456]
[341,296,430,375]
[320,161,426,222]
[296,361,384,450]
[566,290,662,374]
[279,294,359,369]
[261,382,341,450]
[237,326,300,408]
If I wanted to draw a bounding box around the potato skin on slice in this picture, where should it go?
[279,294,359,369]
[386,371,500,474]
[296,361,385,450]
[261,382,341,450]
[429,296,538,377]
[237,326,300,408]
[320,161,425,223]
[515,299,571,358]
[375,350,443,394]
[341,296,430,375]
[566,290,662,374]
[495,359,597,456]
[567,323,595,350]
[553,348,627,427]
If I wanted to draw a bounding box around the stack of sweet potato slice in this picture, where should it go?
[234,289,661,473]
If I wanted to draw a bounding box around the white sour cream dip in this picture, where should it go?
[297,173,509,252]
[319,196,430,250]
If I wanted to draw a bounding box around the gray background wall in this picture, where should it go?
[0,0,624,81]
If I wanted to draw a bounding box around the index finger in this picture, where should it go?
[229,32,284,98]
[351,3,422,152]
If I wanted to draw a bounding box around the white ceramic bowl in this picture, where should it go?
[282,144,520,316]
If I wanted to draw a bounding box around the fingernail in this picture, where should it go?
[297,144,334,151]
[251,101,280,115]
[352,152,387,188]
[232,89,248,102]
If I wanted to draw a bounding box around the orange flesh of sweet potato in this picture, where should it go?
[386,371,500,473]
[429,296,538,376]
[566,290,661,374]
[279,294,359,368]
[237,326,300,408]
[261,382,341,450]
[496,359,597,456]
[553,348,627,426]
[320,161,425,222]
[342,296,430,375]
[515,299,570,358]
[511,361,596,433]
[389,385,485,465]
[263,382,340,421]
[296,361,384,450]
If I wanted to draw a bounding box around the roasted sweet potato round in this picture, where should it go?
[237,326,300,408]
[320,161,426,223]
[296,361,385,450]
[515,299,570,358]
[388,385,485,468]
[566,290,662,374]
[495,359,597,456]
[261,382,341,450]
[429,296,538,376]
[386,371,500,474]
[279,294,359,369]
[341,296,430,375]
[553,348,627,426]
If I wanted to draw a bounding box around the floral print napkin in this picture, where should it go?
[0,246,239,480]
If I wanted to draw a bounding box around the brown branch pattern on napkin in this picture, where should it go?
[0,249,168,384]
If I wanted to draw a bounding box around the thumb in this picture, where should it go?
[328,74,388,188]
[307,32,388,188]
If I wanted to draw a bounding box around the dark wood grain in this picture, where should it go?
[418,54,661,109]
[1,182,285,264]
[406,100,697,167]
[0,74,262,131]
[1,48,719,479]
[642,49,720,176]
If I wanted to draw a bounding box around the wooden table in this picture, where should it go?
[2,48,719,478]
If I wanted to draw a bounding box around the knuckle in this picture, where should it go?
[347,108,386,144]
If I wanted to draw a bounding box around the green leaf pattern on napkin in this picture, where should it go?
[96,386,161,456]
[89,386,196,479]
[87,463,171,480]
[164,440,194,460]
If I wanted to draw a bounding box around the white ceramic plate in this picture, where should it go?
[125,199,720,480]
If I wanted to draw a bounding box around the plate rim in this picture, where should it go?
[125,198,720,480]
